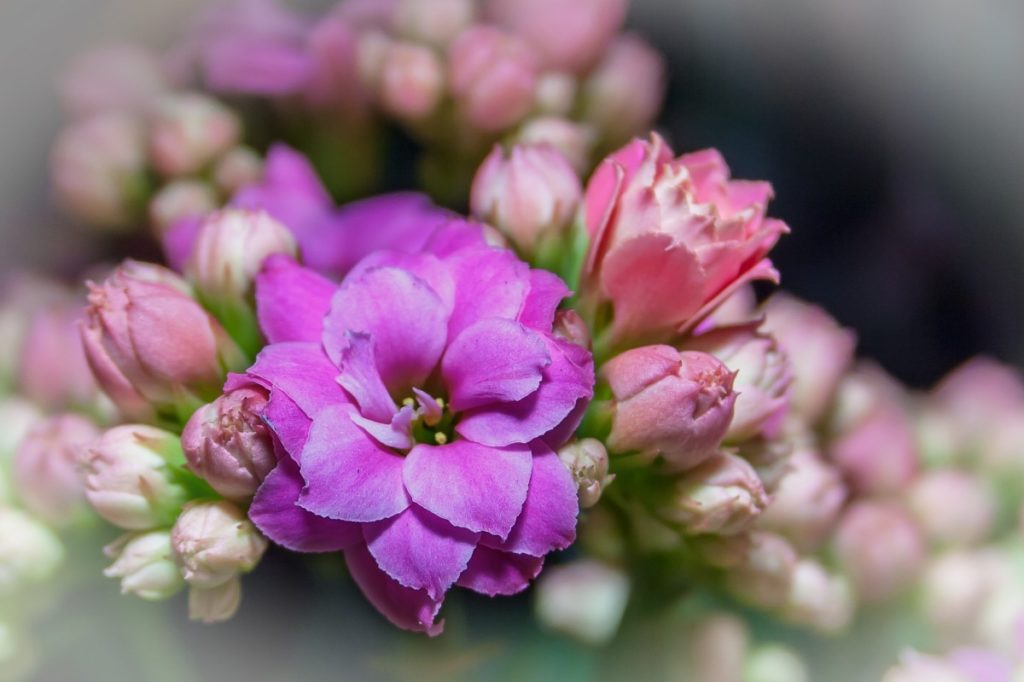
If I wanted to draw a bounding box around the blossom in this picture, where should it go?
[581,135,788,349]
[239,226,593,634]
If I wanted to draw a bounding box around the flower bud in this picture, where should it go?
[81,261,245,421]
[0,398,44,463]
[149,180,218,236]
[82,424,189,530]
[661,452,769,536]
[148,93,241,177]
[557,438,613,509]
[171,500,267,589]
[471,143,582,258]
[449,26,538,132]
[13,415,99,526]
[882,651,972,682]
[833,501,925,603]
[581,35,665,144]
[553,310,591,349]
[534,73,577,116]
[181,386,276,500]
[50,113,149,230]
[212,146,264,196]
[757,448,846,551]
[534,560,630,645]
[686,613,749,682]
[725,532,798,609]
[393,0,475,48]
[517,117,594,173]
[103,530,185,600]
[186,209,297,305]
[737,435,795,494]
[603,347,736,471]
[920,550,994,642]
[743,645,809,682]
[377,42,445,120]
[60,45,167,118]
[685,325,792,443]
[189,575,242,624]
[782,559,854,634]
[0,507,64,594]
[908,469,996,547]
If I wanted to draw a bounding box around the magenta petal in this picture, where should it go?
[456,546,544,597]
[162,216,203,272]
[324,267,448,395]
[348,405,414,451]
[346,252,455,317]
[456,335,594,447]
[334,332,397,423]
[345,543,444,636]
[363,506,479,600]
[446,248,530,339]
[263,389,311,456]
[421,219,490,257]
[256,255,336,344]
[482,444,578,557]
[442,319,550,412]
[404,441,532,539]
[519,269,570,331]
[245,342,346,418]
[297,405,408,522]
[250,457,361,552]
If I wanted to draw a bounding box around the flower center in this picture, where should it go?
[403,393,456,446]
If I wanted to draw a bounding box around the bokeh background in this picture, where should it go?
[1,0,1022,680]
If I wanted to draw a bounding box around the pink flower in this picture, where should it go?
[239,224,593,634]
[602,346,736,471]
[581,135,788,350]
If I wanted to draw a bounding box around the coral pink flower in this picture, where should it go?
[581,135,788,350]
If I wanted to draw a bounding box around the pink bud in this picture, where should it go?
[662,452,769,536]
[448,25,539,132]
[61,45,167,118]
[0,508,65,592]
[557,438,613,509]
[148,93,241,177]
[470,143,582,257]
[833,501,925,603]
[393,0,475,48]
[908,470,995,546]
[920,550,995,640]
[189,575,243,623]
[212,146,264,196]
[485,0,627,74]
[186,209,297,303]
[553,310,591,349]
[12,414,99,526]
[782,560,854,633]
[686,614,749,682]
[17,297,100,413]
[50,113,149,230]
[103,530,184,600]
[757,448,846,552]
[581,35,665,143]
[377,42,445,120]
[171,500,267,589]
[148,180,218,236]
[0,398,43,463]
[534,560,630,645]
[534,72,577,116]
[356,30,393,87]
[725,531,798,609]
[736,434,795,494]
[685,324,792,443]
[517,117,594,173]
[82,424,189,530]
[603,347,736,471]
[181,386,276,500]
[760,293,857,425]
[81,261,243,421]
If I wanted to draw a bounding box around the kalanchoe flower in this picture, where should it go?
[760,293,857,425]
[60,44,168,118]
[833,501,925,604]
[103,531,185,600]
[448,25,539,133]
[393,0,475,48]
[684,323,792,443]
[533,560,630,645]
[376,42,445,120]
[660,452,769,536]
[148,93,241,178]
[581,35,666,146]
[82,425,189,530]
[581,135,788,351]
[602,346,736,471]
[171,500,267,589]
[470,143,583,260]
[908,469,996,547]
[756,447,847,552]
[181,386,276,501]
[0,507,64,594]
[241,224,593,635]
[80,261,246,422]
[189,576,243,624]
[557,439,613,509]
[13,414,100,526]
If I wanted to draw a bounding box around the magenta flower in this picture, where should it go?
[234,223,593,634]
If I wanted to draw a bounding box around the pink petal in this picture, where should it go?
[363,506,479,600]
[482,444,578,557]
[679,257,780,334]
[421,219,490,257]
[403,441,532,539]
[245,342,346,418]
[519,269,571,331]
[250,457,361,552]
[297,405,408,522]
[255,255,336,344]
[334,332,396,423]
[323,267,448,395]
[456,546,544,597]
[263,389,312,455]
[442,318,550,412]
[348,404,414,450]
[445,247,530,339]
[345,543,444,636]
[346,251,455,317]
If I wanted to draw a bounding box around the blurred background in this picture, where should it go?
[1,0,1022,679]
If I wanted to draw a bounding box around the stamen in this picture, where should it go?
[402,397,415,407]
[434,432,448,445]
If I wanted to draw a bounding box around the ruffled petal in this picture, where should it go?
[445,248,530,339]
[255,255,336,344]
[263,389,312,456]
[403,441,532,539]
[244,342,346,418]
[334,332,397,423]
[363,505,479,600]
[345,543,444,636]
[456,546,544,597]
[249,457,361,553]
[420,219,490,257]
[442,319,550,412]
[519,269,571,331]
[297,405,409,522]
[345,252,455,317]
[348,404,414,451]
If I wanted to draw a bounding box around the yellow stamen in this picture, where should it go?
[402,397,414,407]
[434,432,448,445]
[435,397,445,409]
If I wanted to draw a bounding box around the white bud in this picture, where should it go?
[104,531,185,600]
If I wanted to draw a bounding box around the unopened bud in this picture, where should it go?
[553,310,591,349]
[919,550,993,641]
[449,25,538,132]
[757,447,846,551]
[103,530,185,600]
[908,469,996,547]
[661,452,769,536]
[212,146,264,196]
[393,0,475,48]
[686,613,749,682]
[882,651,972,682]
[189,575,243,624]
[148,93,240,177]
[833,501,925,603]
[13,414,99,526]
[725,532,798,609]
[378,42,445,120]
[558,438,613,508]
[0,507,64,594]
[0,398,43,463]
[171,500,267,589]
[149,179,218,236]
[517,117,594,173]
[534,72,577,116]
[581,35,665,144]
[743,644,809,682]
[534,560,630,645]
[782,559,854,634]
